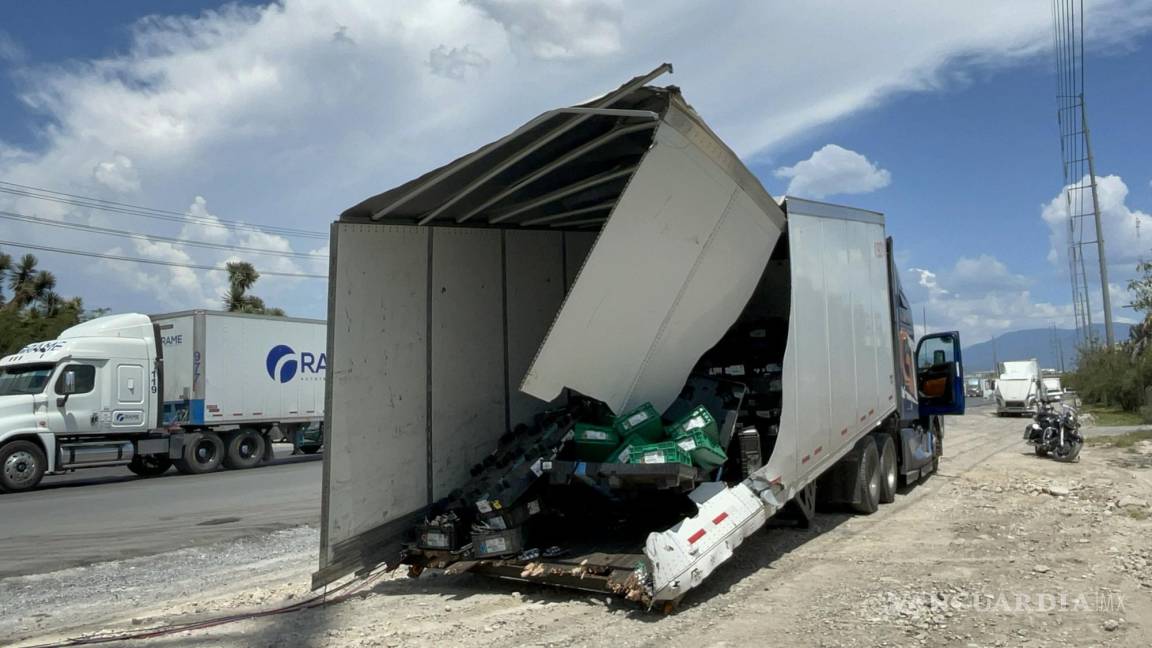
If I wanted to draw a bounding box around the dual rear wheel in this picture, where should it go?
[851,433,899,515]
[173,428,266,474]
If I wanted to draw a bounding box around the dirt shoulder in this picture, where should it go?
[6,407,1151,647]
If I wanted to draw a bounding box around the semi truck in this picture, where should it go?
[313,64,966,606]
[995,359,1044,416]
[0,310,326,492]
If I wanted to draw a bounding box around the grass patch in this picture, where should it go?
[1084,404,1144,427]
[1128,508,1150,521]
[1085,429,1152,447]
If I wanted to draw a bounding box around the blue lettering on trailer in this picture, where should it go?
[266,345,327,383]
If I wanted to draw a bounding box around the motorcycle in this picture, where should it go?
[1023,399,1083,462]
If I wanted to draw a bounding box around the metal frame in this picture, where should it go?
[374,63,672,222]
[456,121,659,224]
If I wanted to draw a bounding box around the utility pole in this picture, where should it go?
[1081,94,1115,347]
[991,334,999,375]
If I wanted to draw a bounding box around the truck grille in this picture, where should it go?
[1005,401,1025,408]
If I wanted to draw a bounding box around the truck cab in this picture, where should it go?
[0,314,160,492]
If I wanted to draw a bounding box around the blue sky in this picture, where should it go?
[0,1,1150,344]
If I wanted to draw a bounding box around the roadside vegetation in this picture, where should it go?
[1065,260,1152,422]
[1084,428,1152,447]
[0,249,103,355]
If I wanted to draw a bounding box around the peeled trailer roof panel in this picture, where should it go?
[318,65,785,586]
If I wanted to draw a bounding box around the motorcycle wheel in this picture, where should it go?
[1034,445,1049,457]
[1051,439,1082,463]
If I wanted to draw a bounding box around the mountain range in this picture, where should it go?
[961,324,1131,374]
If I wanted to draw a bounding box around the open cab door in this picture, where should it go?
[915,331,965,416]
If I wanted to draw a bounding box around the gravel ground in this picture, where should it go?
[5,407,1151,647]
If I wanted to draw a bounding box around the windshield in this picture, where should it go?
[0,364,55,396]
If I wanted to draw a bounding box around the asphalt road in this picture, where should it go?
[0,445,321,578]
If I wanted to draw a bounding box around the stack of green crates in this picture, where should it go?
[613,403,664,443]
[665,405,719,444]
[572,423,620,462]
[607,433,642,463]
[666,406,726,469]
[628,440,693,466]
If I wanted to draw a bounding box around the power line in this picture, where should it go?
[0,180,328,240]
[0,240,327,279]
[0,209,328,260]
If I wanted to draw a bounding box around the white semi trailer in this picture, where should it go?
[0,310,326,492]
[314,65,967,605]
[995,359,1044,416]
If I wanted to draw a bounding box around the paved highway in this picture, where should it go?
[0,445,321,578]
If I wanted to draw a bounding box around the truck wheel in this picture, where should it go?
[0,440,47,492]
[174,432,224,474]
[128,454,172,477]
[224,429,266,469]
[876,435,898,504]
[851,441,881,515]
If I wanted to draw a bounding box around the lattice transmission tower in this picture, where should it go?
[1052,0,1114,349]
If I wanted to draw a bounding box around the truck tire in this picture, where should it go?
[128,454,172,477]
[174,432,224,474]
[224,429,266,470]
[876,435,897,504]
[851,441,880,515]
[0,440,47,492]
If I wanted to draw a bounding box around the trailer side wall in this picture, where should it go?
[319,224,592,582]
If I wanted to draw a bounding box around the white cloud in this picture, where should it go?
[774,144,891,199]
[905,256,1061,342]
[0,0,1150,318]
[1041,174,1152,267]
[464,0,623,60]
[91,153,141,193]
[0,29,26,63]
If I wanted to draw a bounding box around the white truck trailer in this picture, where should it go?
[995,358,1044,416]
[314,65,967,605]
[0,310,326,492]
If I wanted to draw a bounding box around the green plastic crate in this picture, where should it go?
[629,441,693,467]
[607,433,643,464]
[572,423,620,462]
[666,405,719,445]
[613,403,664,443]
[672,430,727,469]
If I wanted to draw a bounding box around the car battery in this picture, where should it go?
[475,457,544,514]
[478,498,541,530]
[737,426,763,475]
[417,522,464,551]
[613,402,663,442]
[473,526,525,558]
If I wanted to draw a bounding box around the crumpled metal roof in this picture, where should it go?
[340,64,677,230]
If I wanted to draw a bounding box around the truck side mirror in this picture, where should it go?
[57,369,77,407]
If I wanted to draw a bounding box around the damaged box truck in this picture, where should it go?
[315,64,966,606]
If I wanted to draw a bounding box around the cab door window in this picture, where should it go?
[54,364,96,394]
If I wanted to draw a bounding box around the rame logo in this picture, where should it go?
[266,345,299,383]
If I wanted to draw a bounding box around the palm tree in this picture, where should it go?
[0,250,11,307]
[5,254,55,312]
[223,261,284,315]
